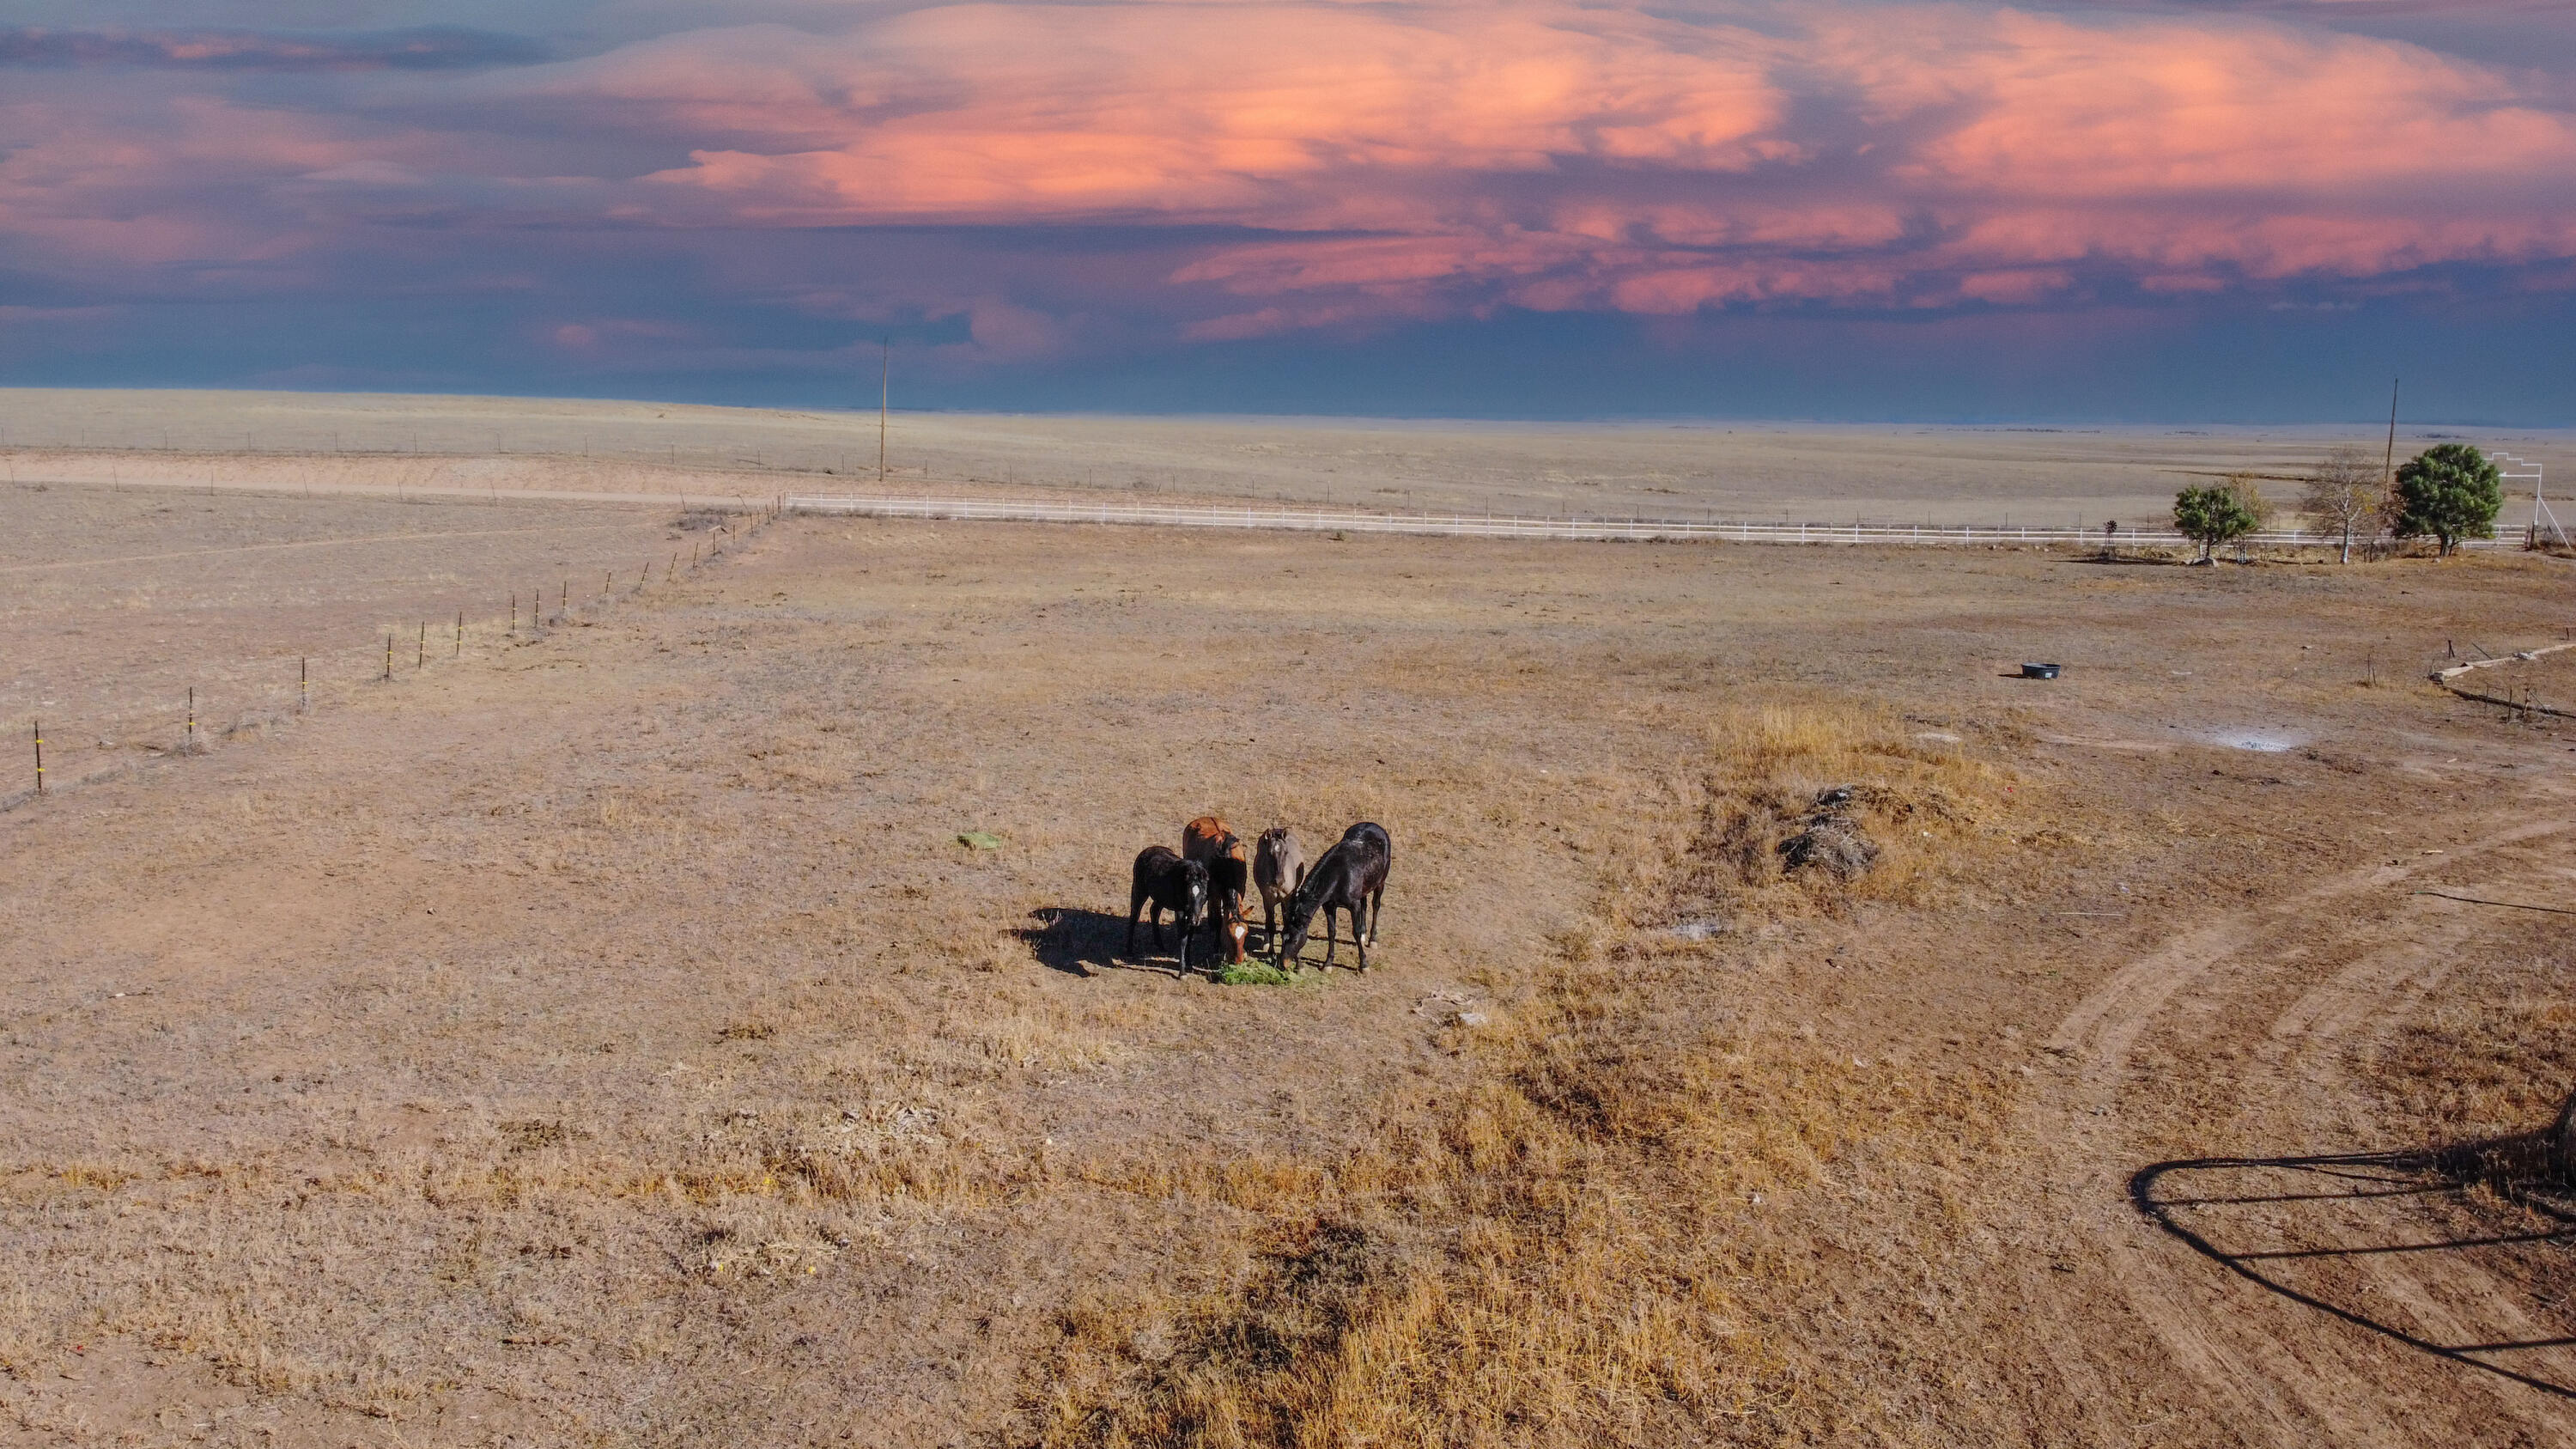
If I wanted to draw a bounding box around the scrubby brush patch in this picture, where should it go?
[1030,703,2027,1447]
[1216,961,1303,987]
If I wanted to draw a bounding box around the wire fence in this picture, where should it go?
[783,493,2516,551]
[5,502,787,811]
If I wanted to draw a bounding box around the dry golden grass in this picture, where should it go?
[2370,923,2576,1144]
[1033,706,2022,1448]
[13,387,2470,529]
[8,490,2573,1446]
[1656,703,2006,924]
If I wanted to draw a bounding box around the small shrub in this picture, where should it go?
[2172,480,2262,563]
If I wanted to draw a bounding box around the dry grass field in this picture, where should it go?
[0,486,709,774]
[10,387,2572,530]
[3,466,2573,1447]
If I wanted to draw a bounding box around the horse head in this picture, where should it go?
[1178,860,1211,928]
[1274,880,1319,964]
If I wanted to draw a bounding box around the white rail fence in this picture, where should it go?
[784,493,2511,550]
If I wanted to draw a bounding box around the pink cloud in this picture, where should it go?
[1882,10,2573,197]
[552,2,2575,330]
[0,89,482,270]
[547,317,701,352]
[3,1,2572,342]
[598,6,1788,227]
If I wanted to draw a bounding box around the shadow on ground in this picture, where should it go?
[2132,1103,2576,1399]
[1018,906,1198,978]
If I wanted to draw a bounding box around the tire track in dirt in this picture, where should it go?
[2258,879,2576,1428]
[2031,805,2575,1443]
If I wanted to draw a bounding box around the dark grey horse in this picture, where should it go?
[1277,822,1388,970]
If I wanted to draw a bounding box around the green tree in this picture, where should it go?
[2391,443,2502,556]
[2173,480,2261,563]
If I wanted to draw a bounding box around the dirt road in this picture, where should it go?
[2026,795,2576,1442]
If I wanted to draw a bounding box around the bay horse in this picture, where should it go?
[1182,815,1250,964]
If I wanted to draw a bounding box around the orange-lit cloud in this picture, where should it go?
[534,1,2576,333]
[562,5,1786,229]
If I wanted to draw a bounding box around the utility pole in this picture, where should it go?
[2382,376,2399,496]
[878,338,890,484]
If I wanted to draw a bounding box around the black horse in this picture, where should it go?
[1127,845,1212,974]
[1276,822,1390,970]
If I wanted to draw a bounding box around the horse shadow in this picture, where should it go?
[2130,1109,2576,1399]
[1016,906,1198,978]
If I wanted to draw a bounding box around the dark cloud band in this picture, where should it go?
[0,26,548,72]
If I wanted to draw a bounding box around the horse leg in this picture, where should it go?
[1322,905,1339,967]
[1368,886,1383,946]
[1151,903,1166,951]
[1355,900,1367,971]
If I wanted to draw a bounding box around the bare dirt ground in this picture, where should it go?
[3,472,2573,1447]
[9,387,2570,529]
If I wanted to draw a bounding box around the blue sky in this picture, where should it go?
[3,1,2571,421]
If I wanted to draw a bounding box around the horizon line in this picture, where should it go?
[2,385,2567,434]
